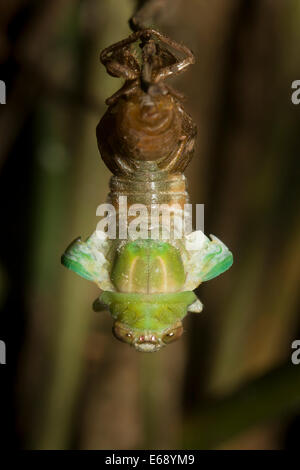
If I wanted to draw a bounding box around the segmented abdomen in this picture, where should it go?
[111,239,186,294]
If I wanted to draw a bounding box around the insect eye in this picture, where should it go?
[113,322,134,344]
[162,325,183,344]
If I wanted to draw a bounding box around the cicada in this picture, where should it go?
[61,29,233,352]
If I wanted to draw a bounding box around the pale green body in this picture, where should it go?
[110,240,186,294]
[62,230,233,351]
[100,291,196,334]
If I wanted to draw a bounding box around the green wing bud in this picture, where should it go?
[61,231,114,290]
[184,231,233,290]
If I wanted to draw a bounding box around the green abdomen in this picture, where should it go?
[111,239,185,294]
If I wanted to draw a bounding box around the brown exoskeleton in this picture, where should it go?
[97,29,197,179]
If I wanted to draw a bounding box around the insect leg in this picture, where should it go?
[105,79,140,105]
[164,84,185,101]
[144,29,195,82]
[100,32,142,80]
[93,297,108,312]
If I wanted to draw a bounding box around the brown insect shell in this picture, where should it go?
[97,90,183,174]
[116,91,182,161]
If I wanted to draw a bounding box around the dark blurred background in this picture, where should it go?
[0,0,300,450]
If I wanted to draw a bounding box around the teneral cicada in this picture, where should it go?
[61,29,233,352]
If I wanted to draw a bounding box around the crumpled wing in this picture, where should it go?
[184,231,233,291]
[61,231,115,291]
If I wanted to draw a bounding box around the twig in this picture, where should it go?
[130,0,168,31]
